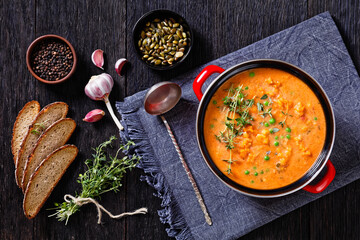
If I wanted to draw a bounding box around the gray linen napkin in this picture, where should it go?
[116,12,360,240]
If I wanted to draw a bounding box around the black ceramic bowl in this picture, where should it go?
[193,59,336,198]
[132,9,193,70]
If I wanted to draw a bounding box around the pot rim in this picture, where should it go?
[195,59,336,198]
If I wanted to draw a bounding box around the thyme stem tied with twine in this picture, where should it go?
[49,136,146,224]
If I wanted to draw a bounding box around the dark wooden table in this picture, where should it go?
[1,1,359,239]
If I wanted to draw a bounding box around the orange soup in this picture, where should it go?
[203,68,326,189]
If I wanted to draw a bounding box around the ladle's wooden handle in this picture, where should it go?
[160,115,212,226]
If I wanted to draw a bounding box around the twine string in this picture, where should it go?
[64,194,148,224]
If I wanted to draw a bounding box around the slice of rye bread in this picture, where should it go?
[11,101,41,164]
[15,102,68,188]
[23,145,78,219]
[22,118,76,191]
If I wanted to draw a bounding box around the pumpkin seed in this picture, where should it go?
[167,36,173,42]
[176,30,183,38]
[163,27,170,34]
[175,52,184,58]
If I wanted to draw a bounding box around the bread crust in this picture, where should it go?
[15,102,68,188]
[11,101,41,164]
[21,118,76,191]
[23,145,78,219]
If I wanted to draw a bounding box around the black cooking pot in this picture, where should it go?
[193,59,336,198]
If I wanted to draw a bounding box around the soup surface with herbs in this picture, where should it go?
[203,68,326,189]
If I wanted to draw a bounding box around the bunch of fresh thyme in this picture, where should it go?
[215,85,254,174]
[49,136,140,224]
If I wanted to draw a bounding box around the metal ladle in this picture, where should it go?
[144,81,212,226]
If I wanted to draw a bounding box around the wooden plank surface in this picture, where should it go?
[0,0,359,239]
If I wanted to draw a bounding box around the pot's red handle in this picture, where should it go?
[303,161,335,194]
[193,65,225,101]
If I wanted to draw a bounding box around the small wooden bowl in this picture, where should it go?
[26,34,77,84]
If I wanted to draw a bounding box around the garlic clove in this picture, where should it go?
[91,49,105,70]
[115,58,128,76]
[83,109,105,122]
[85,73,114,101]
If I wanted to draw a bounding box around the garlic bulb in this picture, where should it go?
[84,73,123,130]
[85,73,113,100]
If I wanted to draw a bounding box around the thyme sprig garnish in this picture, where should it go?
[49,136,139,224]
[215,85,254,174]
[30,121,48,135]
[258,107,272,118]
[279,107,292,127]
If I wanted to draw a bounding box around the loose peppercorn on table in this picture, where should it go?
[1,1,360,240]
